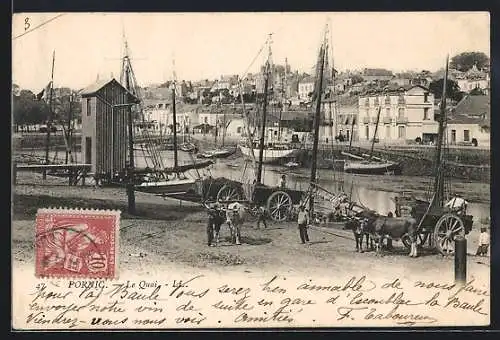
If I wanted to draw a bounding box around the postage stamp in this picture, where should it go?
[35,208,120,279]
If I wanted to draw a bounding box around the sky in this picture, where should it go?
[12,12,490,92]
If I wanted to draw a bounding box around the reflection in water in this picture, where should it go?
[27,149,490,225]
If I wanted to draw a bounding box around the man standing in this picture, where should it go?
[279,174,287,189]
[297,205,310,244]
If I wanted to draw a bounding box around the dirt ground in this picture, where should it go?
[12,171,490,283]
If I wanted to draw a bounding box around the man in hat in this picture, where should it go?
[297,205,310,244]
[445,195,468,215]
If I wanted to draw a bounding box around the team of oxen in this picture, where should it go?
[342,209,419,257]
[204,202,248,246]
[203,200,420,257]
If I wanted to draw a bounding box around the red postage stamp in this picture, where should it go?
[35,208,120,279]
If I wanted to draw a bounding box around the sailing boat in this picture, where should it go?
[119,39,212,196]
[238,35,301,164]
[344,103,402,175]
[196,105,236,159]
[179,112,196,153]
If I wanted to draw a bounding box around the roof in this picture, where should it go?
[322,94,359,107]
[363,68,393,77]
[299,76,316,84]
[80,78,140,103]
[361,84,428,96]
[448,113,490,127]
[453,94,490,116]
[447,94,490,127]
[274,110,310,120]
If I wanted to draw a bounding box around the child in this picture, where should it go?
[476,227,490,256]
[256,205,268,229]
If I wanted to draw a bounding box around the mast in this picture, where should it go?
[172,86,179,169]
[432,55,449,209]
[256,61,270,184]
[65,93,73,164]
[349,115,355,151]
[369,105,382,159]
[309,34,327,214]
[43,50,55,179]
[222,108,227,147]
[238,75,258,180]
[171,56,179,170]
[120,36,137,214]
[278,58,288,142]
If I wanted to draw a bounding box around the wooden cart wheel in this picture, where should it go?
[401,232,429,250]
[434,213,465,256]
[267,191,293,222]
[216,184,242,202]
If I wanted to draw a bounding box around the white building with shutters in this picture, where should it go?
[358,85,438,144]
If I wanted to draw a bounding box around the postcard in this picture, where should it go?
[12,12,490,329]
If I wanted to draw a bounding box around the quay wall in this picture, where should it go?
[298,144,490,183]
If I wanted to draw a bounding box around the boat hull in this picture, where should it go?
[239,145,300,164]
[197,148,235,159]
[135,178,196,195]
[344,161,402,175]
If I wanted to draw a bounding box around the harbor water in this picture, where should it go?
[20,149,490,226]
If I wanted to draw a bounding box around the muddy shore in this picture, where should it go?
[12,171,490,280]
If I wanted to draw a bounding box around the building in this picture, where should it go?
[455,64,490,93]
[318,95,359,143]
[362,68,394,82]
[80,78,140,176]
[224,117,247,140]
[358,85,437,144]
[298,76,315,101]
[447,94,490,147]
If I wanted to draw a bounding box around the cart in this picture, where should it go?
[395,193,474,256]
[198,176,304,222]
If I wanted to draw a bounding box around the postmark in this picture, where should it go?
[35,208,120,279]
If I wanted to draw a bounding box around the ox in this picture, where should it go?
[225,202,247,245]
[206,204,226,247]
[343,218,374,253]
[364,214,419,257]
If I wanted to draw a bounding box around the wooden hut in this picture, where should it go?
[80,78,140,179]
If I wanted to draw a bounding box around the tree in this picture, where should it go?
[13,89,50,127]
[450,52,489,72]
[12,83,20,96]
[469,87,485,96]
[350,74,364,85]
[429,78,464,102]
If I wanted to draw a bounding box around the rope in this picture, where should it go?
[238,37,268,81]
